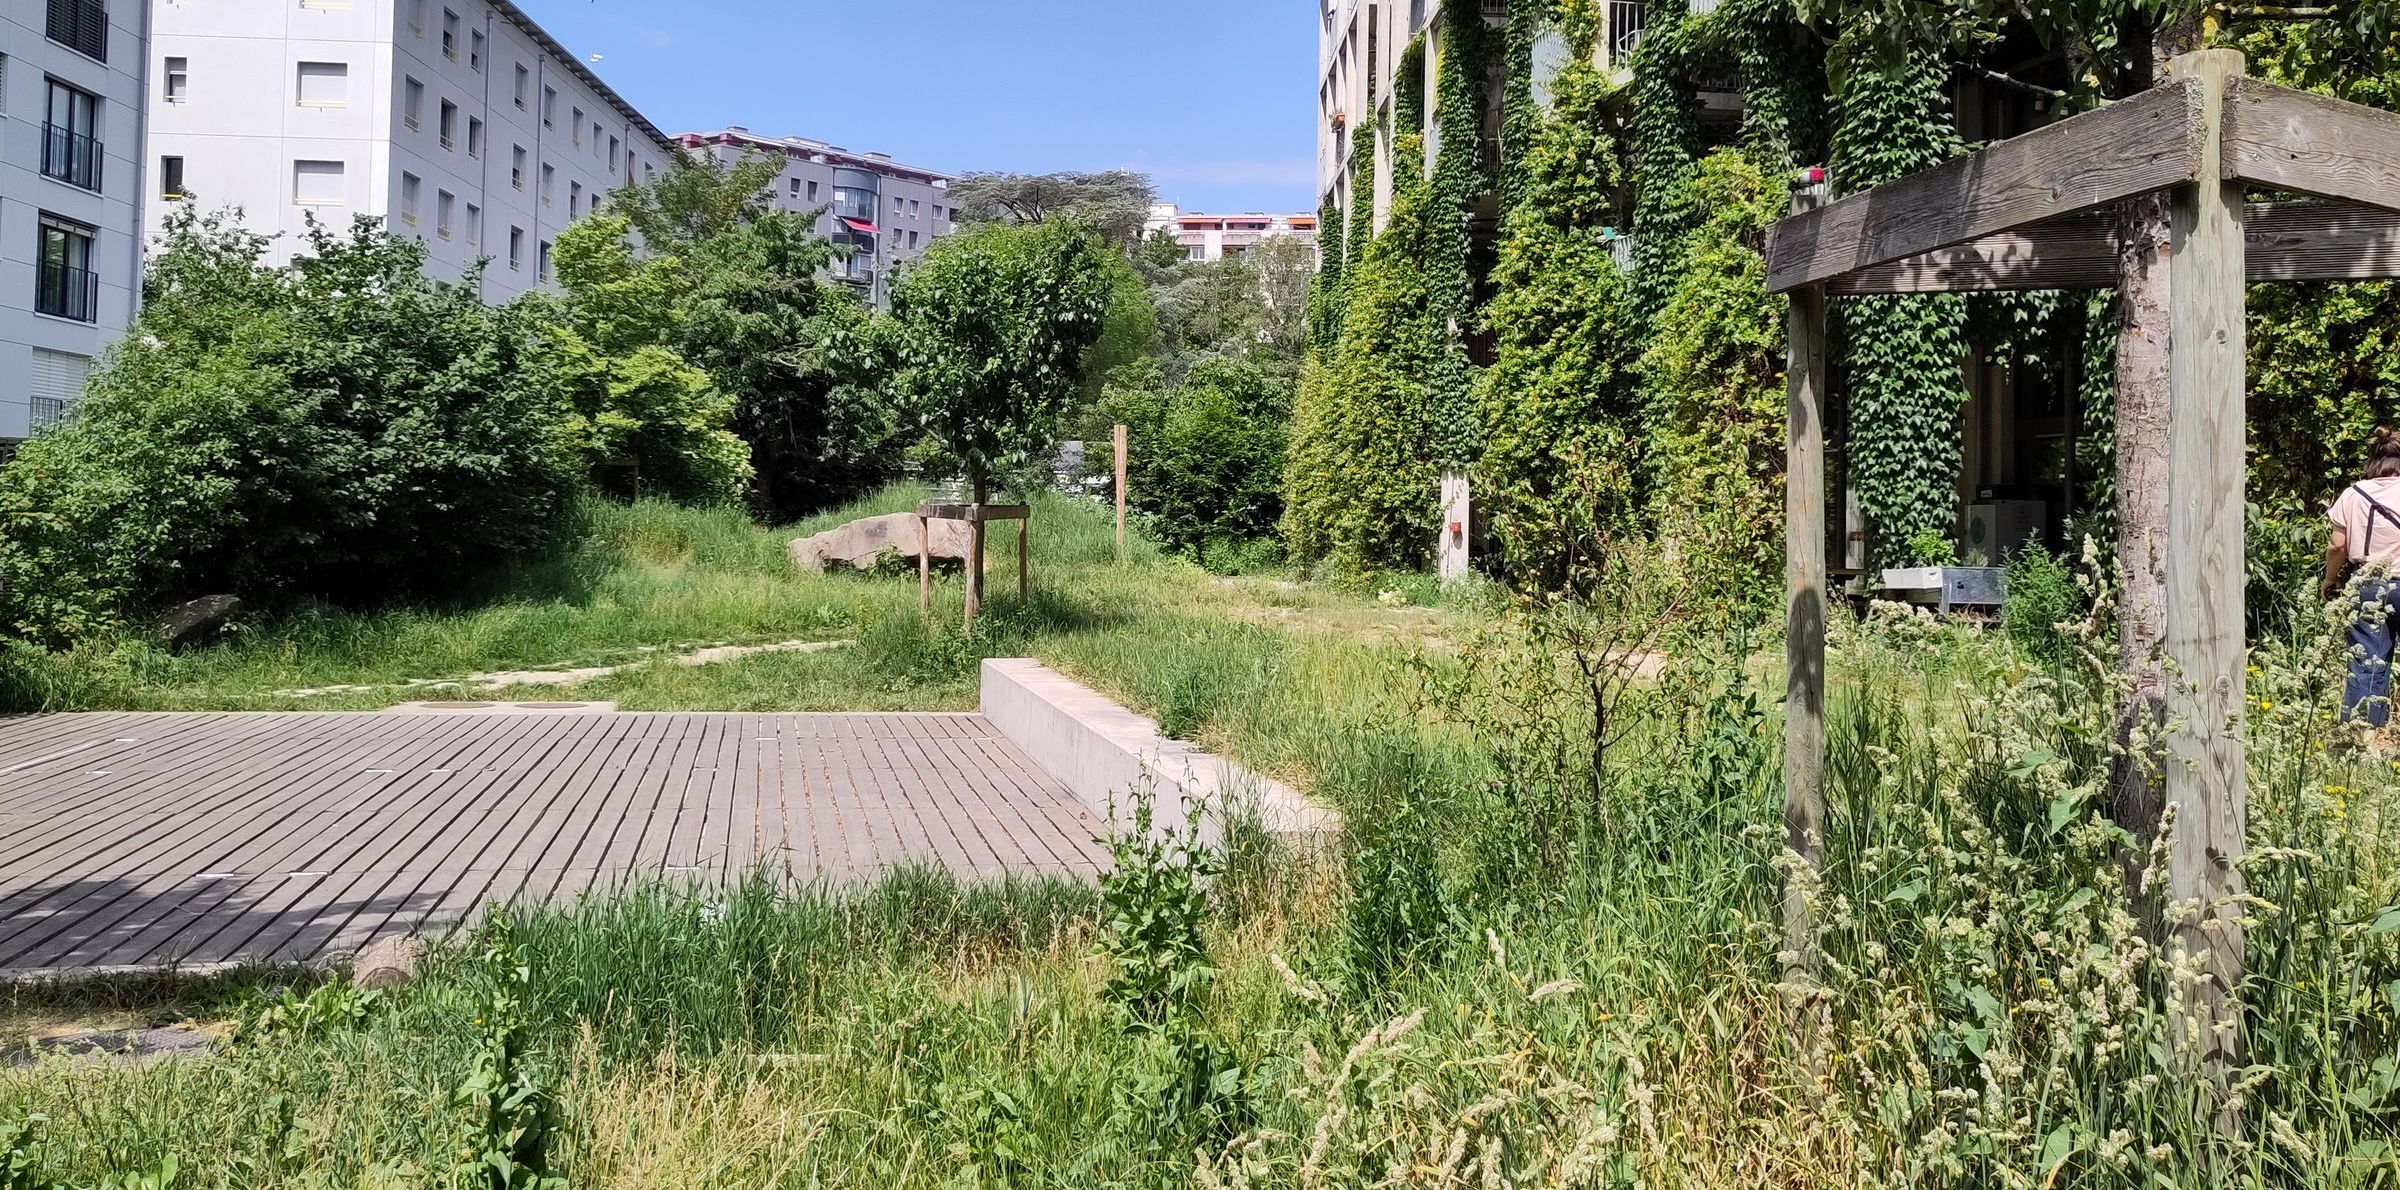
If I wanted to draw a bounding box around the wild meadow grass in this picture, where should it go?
[6,495,2400,1185]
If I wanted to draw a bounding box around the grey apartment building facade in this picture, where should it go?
[682,127,953,308]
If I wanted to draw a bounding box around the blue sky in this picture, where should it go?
[522,0,1319,215]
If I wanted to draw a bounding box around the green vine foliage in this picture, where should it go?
[1479,0,1638,586]
[1636,151,1792,585]
[1305,197,1346,361]
[1283,132,1444,570]
[1723,0,1826,167]
[1627,0,1701,325]
[1829,35,1968,565]
[1499,1,1545,213]
[1428,0,1492,469]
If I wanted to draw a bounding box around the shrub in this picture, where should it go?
[0,211,577,643]
[2002,544,2082,668]
[1097,357,1290,557]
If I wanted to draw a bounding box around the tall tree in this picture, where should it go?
[945,170,1158,248]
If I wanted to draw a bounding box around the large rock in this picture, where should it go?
[791,513,972,573]
[352,933,425,991]
[154,594,241,648]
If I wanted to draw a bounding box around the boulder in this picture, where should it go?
[154,594,241,648]
[352,933,426,991]
[790,513,972,573]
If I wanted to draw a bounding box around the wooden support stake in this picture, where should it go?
[2164,47,2249,1084]
[1114,424,1129,564]
[964,481,988,639]
[1018,517,1029,601]
[1782,184,1830,982]
[917,513,931,617]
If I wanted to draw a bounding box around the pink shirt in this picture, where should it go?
[2330,477,2400,564]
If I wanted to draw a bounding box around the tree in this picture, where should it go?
[889,220,1117,616]
[945,170,1158,248]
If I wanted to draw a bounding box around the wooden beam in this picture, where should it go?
[916,502,1031,523]
[2164,47,2249,1085]
[2225,76,2400,215]
[1825,201,2400,293]
[1782,187,1829,983]
[1765,79,2199,294]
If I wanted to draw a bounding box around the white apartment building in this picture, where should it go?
[145,0,674,304]
[1144,204,1318,263]
[1,0,149,443]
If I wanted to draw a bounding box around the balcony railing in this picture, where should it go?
[37,261,100,322]
[31,396,73,430]
[46,0,108,61]
[41,125,103,191]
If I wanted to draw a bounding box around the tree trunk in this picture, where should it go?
[2111,190,2173,842]
[2108,14,2199,844]
[965,473,989,636]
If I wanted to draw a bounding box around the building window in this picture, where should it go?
[909,229,920,249]
[590,122,602,153]
[293,158,343,205]
[909,199,920,217]
[402,76,423,130]
[162,56,188,103]
[30,350,88,430]
[405,0,425,35]
[438,99,457,149]
[568,180,581,216]
[788,176,801,199]
[36,213,98,322]
[510,145,525,189]
[469,28,484,71]
[436,189,454,238]
[41,79,103,192]
[537,240,551,281]
[440,9,458,59]
[46,0,108,62]
[513,64,528,108]
[0,55,10,115]
[570,106,582,145]
[508,226,523,269]
[541,85,555,127]
[607,135,619,171]
[466,116,482,157]
[399,172,421,226]
[296,60,347,106]
[807,179,819,202]
[159,154,184,199]
[465,202,480,244]
[540,163,553,205]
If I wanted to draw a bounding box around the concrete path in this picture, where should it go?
[0,710,1106,977]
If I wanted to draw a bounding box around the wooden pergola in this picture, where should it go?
[1767,49,2400,1068]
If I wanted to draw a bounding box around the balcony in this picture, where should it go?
[46,0,108,61]
[37,261,100,323]
[1607,0,1644,64]
[41,125,104,191]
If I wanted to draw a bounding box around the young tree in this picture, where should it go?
[890,220,1116,617]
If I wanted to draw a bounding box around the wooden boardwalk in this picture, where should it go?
[0,711,1107,976]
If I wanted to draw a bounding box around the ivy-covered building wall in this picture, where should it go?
[1299,0,2400,591]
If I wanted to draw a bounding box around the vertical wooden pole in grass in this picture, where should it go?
[2164,47,2249,1080]
[1018,517,1029,601]
[965,476,988,638]
[1114,423,1129,564]
[918,512,931,618]
[1781,181,1829,982]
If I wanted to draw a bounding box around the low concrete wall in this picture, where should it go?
[979,658,1339,846]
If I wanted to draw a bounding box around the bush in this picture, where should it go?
[1091,357,1289,557]
[0,212,577,643]
[2002,544,2081,668]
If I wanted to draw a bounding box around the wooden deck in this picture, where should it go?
[0,711,1107,976]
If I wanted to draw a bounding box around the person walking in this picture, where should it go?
[2325,428,2400,727]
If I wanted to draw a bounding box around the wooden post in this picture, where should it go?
[1782,182,1829,980]
[2164,47,2249,1083]
[964,479,988,638]
[1113,423,1129,563]
[917,513,931,617]
[1018,517,1029,601]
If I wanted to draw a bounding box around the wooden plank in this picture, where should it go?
[1831,201,2400,294]
[2165,48,2250,1078]
[915,502,1031,523]
[2225,76,2400,215]
[1114,423,1129,563]
[1782,185,1829,981]
[1766,79,2200,293]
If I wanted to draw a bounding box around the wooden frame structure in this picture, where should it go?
[917,501,1030,635]
[1768,49,2400,1073]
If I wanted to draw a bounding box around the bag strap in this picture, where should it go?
[2358,485,2400,557]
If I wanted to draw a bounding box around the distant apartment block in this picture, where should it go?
[0,0,149,443]
[682,127,954,308]
[1145,204,1317,263]
[144,0,675,304]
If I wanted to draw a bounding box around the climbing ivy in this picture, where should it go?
[1427,0,1492,469]
[1626,0,1701,325]
[1829,32,1969,565]
[1305,195,1346,361]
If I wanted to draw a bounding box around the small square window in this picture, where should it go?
[163,56,188,103]
[508,226,524,269]
[402,77,423,130]
[399,172,420,225]
[159,155,185,199]
[436,189,454,238]
[294,158,343,206]
[296,61,348,107]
